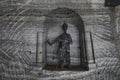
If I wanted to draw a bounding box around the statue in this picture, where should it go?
[47,21,73,68]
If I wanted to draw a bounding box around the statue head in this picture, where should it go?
[62,21,68,32]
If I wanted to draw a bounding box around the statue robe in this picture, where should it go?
[54,33,72,66]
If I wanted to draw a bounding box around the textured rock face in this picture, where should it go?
[0,0,120,80]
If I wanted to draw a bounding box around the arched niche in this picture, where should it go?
[43,8,88,70]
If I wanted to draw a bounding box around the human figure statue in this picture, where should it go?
[47,21,72,68]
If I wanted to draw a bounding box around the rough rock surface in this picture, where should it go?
[0,0,120,80]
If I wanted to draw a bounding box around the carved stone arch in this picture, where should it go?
[43,8,88,70]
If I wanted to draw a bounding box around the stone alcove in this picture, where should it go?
[43,8,89,70]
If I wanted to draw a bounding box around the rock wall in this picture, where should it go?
[0,0,120,80]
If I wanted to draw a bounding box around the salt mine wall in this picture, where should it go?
[0,0,120,80]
